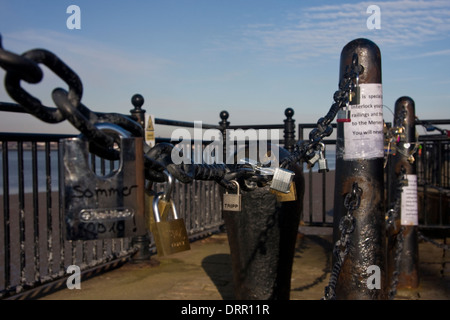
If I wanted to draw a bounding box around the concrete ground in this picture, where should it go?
[38,231,450,301]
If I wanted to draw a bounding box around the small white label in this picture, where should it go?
[343,83,384,160]
[401,174,418,226]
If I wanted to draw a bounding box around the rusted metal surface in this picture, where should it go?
[333,38,387,299]
[387,96,419,289]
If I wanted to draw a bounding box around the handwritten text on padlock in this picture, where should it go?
[71,185,139,199]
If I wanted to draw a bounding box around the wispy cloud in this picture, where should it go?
[3,29,174,76]
[1,29,175,111]
[416,49,450,57]
[237,0,450,63]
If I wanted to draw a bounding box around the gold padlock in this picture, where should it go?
[147,171,175,232]
[152,193,191,256]
[270,181,297,202]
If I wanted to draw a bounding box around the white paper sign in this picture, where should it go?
[343,83,384,160]
[401,174,418,226]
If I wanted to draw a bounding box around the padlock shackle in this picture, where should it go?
[152,193,178,223]
[231,180,240,194]
[162,169,174,202]
[94,122,132,139]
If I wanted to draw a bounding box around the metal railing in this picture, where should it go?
[416,132,450,229]
[298,120,450,232]
[0,135,223,299]
[298,123,337,229]
[0,98,297,299]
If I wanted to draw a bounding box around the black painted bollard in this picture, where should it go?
[387,96,419,289]
[333,38,387,299]
[220,111,304,300]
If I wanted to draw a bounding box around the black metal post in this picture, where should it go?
[130,94,146,128]
[219,110,230,162]
[129,93,152,262]
[284,108,295,153]
[333,38,387,299]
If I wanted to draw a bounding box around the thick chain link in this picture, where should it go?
[418,231,450,251]
[322,182,361,300]
[281,54,362,169]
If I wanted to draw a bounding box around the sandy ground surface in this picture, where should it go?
[37,232,450,301]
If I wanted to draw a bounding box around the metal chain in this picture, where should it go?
[385,166,408,299]
[0,34,362,190]
[322,182,361,300]
[384,106,419,168]
[281,53,363,169]
[418,231,450,251]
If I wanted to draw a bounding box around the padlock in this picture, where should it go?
[239,158,295,194]
[307,152,321,166]
[145,187,157,232]
[350,71,361,105]
[270,181,297,202]
[60,123,145,240]
[270,167,295,194]
[147,171,175,232]
[349,86,361,105]
[337,107,351,123]
[152,192,191,256]
[223,180,241,212]
[318,143,329,173]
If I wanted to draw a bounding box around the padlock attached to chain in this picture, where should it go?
[60,123,146,240]
[146,170,176,233]
[318,142,329,173]
[151,171,190,256]
[238,158,295,194]
[223,180,241,212]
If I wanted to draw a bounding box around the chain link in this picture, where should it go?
[281,54,363,169]
[418,231,450,251]
[322,182,361,300]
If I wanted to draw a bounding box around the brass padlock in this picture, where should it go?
[147,171,174,232]
[152,192,190,256]
[270,181,297,202]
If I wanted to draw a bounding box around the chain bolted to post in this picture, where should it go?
[323,182,360,300]
[386,96,419,291]
[332,38,387,299]
[1,33,389,278]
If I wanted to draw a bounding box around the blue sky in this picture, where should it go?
[0,0,449,136]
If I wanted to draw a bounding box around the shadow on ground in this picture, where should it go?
[202,253,235,300]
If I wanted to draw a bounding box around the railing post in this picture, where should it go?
[129,93,152,262]
[333,38,387,299]
[387,96,419,289]
[219,110,230,162]
[284,108,295,153]
[130,93,146,128]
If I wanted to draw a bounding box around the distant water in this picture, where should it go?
[0,150,117,195]
[0,147,336,195]
[0,150,60,195]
